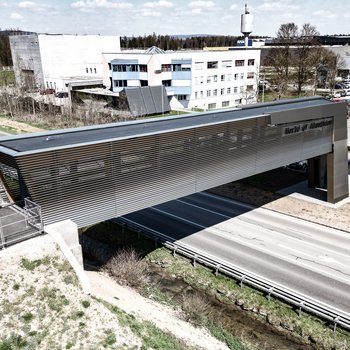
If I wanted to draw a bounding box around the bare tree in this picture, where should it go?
[264,23,298,97]
[294,23,320,95]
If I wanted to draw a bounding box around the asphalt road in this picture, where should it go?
[122,192,350,314]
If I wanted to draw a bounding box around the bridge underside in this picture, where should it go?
[0,97,348,228]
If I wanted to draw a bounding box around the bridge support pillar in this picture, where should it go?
[327,140,349,203]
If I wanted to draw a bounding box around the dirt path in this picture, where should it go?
[0,117,45,133]
[86,270,230,350]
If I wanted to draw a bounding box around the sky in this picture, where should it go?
[1,0,350,37]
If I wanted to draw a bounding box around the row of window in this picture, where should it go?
[112,64,148,72]
[195,59,255,70]
[162,64,191,72]
[194,85,253,99]
[195,72,255,84]
[86,67,97,74]
[207,100,242,109]
[114,80,149,87]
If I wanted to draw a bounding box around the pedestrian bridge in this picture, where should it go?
[0,97,348,228]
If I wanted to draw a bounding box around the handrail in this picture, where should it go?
[112,217,350,332]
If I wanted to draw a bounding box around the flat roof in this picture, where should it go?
[0,97,333,156]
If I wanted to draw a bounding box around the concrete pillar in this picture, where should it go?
[327,139,349,203]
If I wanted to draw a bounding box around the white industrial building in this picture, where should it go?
[103,47,261,110]
[10,34,120,92]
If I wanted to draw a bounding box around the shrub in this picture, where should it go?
[103,248,148,288]
[181,292,212,325]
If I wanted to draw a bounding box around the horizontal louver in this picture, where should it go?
[14,116,334,228]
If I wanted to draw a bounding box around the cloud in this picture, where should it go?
[18,1,36,8]
[229,4,238,10]
[258,0,299,12]
[10,12,23,19]
[188,1,215,8]
[191,7,202,14]
[140,9,161,16]
[143,0,173,9]
[312,10,337,19]
[71,0,133,10]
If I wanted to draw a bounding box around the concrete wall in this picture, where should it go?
[9,34,44,89]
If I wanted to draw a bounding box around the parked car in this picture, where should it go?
[55,91,69,98]
[286,161,307,172]
[40,88,55,95]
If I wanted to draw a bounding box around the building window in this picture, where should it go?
[177,94,188,101]
[235,60,245,67]
[195,92,198,99]
[207,90,211,97]
[247,72,255,79]
[227,87,231,94]
[162,80,172,87]
[94,68,97,74]
[114,80,128,87]
[248,59,255,66]
[234,87,238,93]
[235,99,242,104]
[222,101,229,107]
[200,91,203,98]
[208,103,216,109]
[207,76,212,83]
[200,76,204,84]
[113,64,138,72]
[240,86,244,93]
[140,80,148,86]
[161,64,171,72]
[222,60,232,68]
[247,85,254,91]
[221,74,225,82]
[139,65,148,72]
[86,67,89,73]
[227,74,232,81]
[213,89,218,96]
[240,73,244,79]
[213,75,218,82]
[195,62,204,70]
[207,61,218,69]
[221,88,225,95]
[234,73,238,80]
[108,63,111,70]
[90,68,93,73]
[172,64,182,71]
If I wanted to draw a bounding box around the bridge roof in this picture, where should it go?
[0,97,333,156]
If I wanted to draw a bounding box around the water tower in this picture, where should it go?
[241,4,253,47]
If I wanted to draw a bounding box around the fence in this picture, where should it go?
[0,198,43,248]
[113,216,350,333]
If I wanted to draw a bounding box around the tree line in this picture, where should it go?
[121,33,244,50]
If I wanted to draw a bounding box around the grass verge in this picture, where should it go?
[96,298,198,350]
[145,247,350,350]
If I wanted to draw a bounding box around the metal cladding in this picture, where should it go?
[124,86,170,117]
[0,97,348,228]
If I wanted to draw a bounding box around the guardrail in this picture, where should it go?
[0,199,43,249]
[113,217,350,332]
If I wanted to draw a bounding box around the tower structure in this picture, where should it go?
[241,4,253,47]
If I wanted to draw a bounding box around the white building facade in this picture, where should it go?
[10,34,120,91]
[104,48,261,110]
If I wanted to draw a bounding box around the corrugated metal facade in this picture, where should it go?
[13,116,333,228]
[0,97,347,228]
